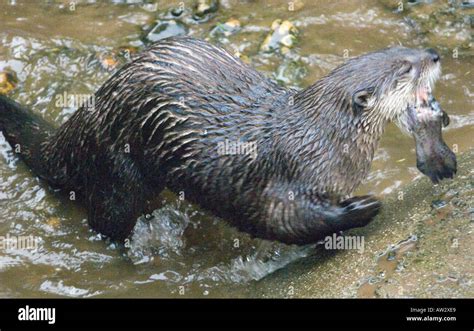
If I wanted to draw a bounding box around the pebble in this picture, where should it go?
[211,18,241,37]
[99,53,119,71]
[431,199,447,209]
[194,0,219,18]
[0,71,18,94]
[144,20,188,43]
[260,19,298,53]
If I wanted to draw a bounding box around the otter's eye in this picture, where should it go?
[400,62,413,75]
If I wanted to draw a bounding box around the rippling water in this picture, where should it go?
[0,0,472,297]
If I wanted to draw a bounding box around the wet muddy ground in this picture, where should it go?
[0,0,472,297]
[254,148,474,298]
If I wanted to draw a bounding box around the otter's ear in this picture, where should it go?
[352,87,374,116]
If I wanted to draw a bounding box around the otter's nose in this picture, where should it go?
[426,48,440,63]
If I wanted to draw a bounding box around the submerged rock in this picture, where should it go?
[260,19,298,53]
[210,18,241,37]
[274,59,308,86]
[431,199,447,209]
[98,52,119,71]
[461,0,474,9]
[0,70,18,95]
[193,0,219,21]
[143,20,188,44]
[170,6,185,17]
[386,0,473,55]
[233,51,250,64]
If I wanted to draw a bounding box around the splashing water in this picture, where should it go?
[128,202,314,285]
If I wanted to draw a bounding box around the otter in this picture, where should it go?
[0,37,456,245]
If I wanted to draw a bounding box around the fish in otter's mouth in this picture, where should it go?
[384,49,456,183]
[406,94,456,183]
[402,56,457,183]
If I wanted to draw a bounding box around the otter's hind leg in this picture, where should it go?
[85,157,146,242]
[239,183,381,245]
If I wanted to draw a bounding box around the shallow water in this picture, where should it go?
[0,0,472,297]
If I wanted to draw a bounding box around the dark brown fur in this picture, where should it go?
[0,37,454,245]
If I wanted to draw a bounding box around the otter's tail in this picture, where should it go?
[0,95,56,180]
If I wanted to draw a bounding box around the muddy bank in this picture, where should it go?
[254,149,474,298]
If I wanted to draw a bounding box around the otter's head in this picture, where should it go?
[334,47,440,120]
[333,47,455,183]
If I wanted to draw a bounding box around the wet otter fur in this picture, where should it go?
[0,37,455,245]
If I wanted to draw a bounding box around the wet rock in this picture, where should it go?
[400,1,473,55]
[431,199,447,209]
[444,188,459,198]
[461,0,474,9]
[193,0,219,21]
[406,0,425,6]
[0,70,18,95]
[260,19,298,53]
[98,52,119,71]
[171,6,185,17]
[233,51,250,64]
[210,18,241,37]
[143,20,188,44]
[274,59,308,86]
[157,3,189,20]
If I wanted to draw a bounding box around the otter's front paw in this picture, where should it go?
[339,195,381,228]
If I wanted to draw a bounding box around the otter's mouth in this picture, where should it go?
[406,86,457,183]
[416,85,431,107]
